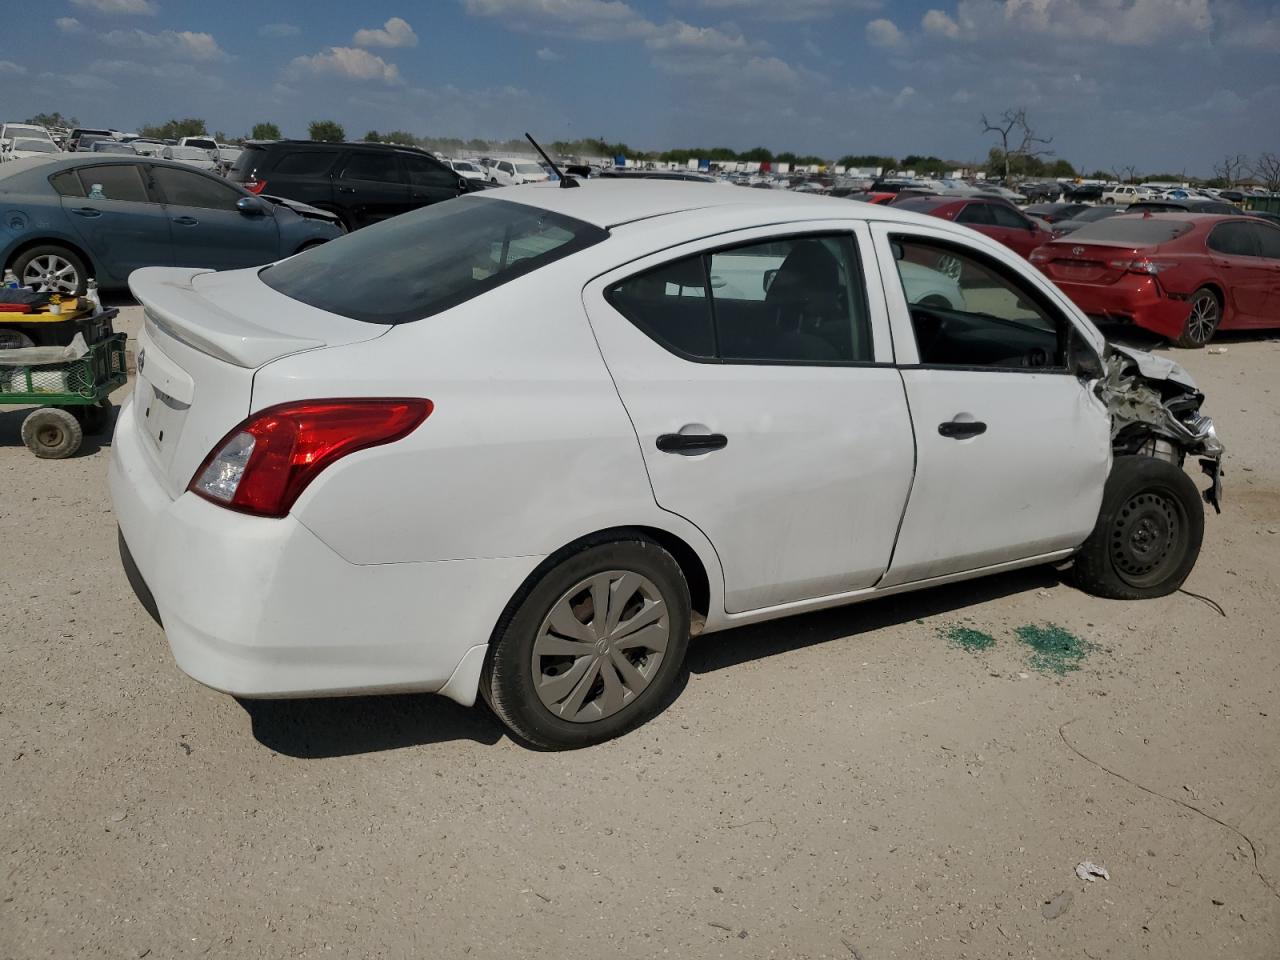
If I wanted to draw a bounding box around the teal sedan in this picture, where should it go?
[0,155,344,295]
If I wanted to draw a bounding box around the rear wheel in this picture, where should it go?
[1070,455,1204,600]
[1175,287,1220,348]
[482,538,691,749]
[21,406,83,459]
[12,245,88,296]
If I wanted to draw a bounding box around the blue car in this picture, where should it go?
[0,155,344,295]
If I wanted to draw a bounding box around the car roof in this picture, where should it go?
[477,179,954,230]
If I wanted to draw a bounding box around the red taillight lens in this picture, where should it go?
[244,177,267,194]
[1108,258,1176,275]
[189,399,432,518]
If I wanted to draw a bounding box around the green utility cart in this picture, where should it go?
[0,307,127,458]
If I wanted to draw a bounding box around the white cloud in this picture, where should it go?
[689,0,882,20]
[56,17,84,33]
[865,18,903,47]
[0,60,27,75]
[646,21,750,52]
[891,85,916,109]
[259,23,301,38]
[353,17,418,48]
[101,28,230,61]
[922,8,961,37]
[287,47,402,84]
[70,0,157,14]
[536,46,564,60]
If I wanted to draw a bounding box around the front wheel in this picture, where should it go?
[482,538,691,749]
[1070,456,1204,600]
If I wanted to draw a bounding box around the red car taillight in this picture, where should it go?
[1108,258,1177,275]
[244,177,267,194]
[189,399,432,518]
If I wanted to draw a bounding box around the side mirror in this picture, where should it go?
[1069,330,1104,379]
[890,241,905,260]
[237,196,267,216]
[763,268,778,293]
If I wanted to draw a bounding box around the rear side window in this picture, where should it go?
[1207,222,1259,257]
[50,169,87,198]
[607,234,873,364]
[271,151,336,177]
[260,196,607,325]
[341,153,402,183]
[75,164,148,202]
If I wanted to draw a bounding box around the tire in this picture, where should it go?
[1174,287,1220,349]
[0,328,36,350]
[482,537,691,750]
[1070,455,1204,600]
[11,245,88,296]
[21,406,83,459]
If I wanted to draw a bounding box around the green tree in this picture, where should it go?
[363,129,382,142]
[138,118,208,140]
[251,121,282,140]
[308,119,346,143]
[383,130,419,146]
[1047,159,1078,178]
[838,154,896,170]
[25,111,78,130]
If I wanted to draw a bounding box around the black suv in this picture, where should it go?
[227,140,485,230]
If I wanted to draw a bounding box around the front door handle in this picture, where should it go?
[938,419,987,439]
[71,207,101,218]
[337,186,356,194]
[656,432,728,455]
[172,216,198,226]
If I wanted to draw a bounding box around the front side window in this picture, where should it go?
[75,164,149,202]
[403,154,457,188]
[340,153,402,183]
[956,203,996,225]
[1250,222,1280,259]
[890,236,1067,369]
[606,234,873,364]
[261,196,607,325]
[152,166,240,210]
[989,204,1030,229]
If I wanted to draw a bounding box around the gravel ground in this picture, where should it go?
[2,303,1278,960]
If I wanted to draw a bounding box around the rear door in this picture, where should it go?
[334,151,409,228]
[1248,222,1280,321]
[1206,221,1268,322]
[401,152,461,209]
[870,222,1111,584]
[584,221,915,613]
[149,164,280,270]
[55,162,173,284]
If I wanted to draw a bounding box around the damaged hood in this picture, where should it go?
[261,194,341,222]
[1107,343,1198,391]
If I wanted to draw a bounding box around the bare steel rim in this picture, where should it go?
[21,253,80,294]
[531,570,671,724]
[1186,292,1219,345]
[1109,490,1188,588]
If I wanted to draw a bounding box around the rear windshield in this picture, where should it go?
[260,196,609,325]
[893,197,949,213]
[1069,218,1192,244]
[228,146,264,178]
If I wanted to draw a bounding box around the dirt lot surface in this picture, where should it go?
[3,304,1278,960]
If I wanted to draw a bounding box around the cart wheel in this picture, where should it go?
[78,399,113,435]
[0,328,36,350]
[21,406,83,459]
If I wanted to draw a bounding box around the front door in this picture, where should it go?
[870,223,1112,585]
[55,162,173,284]
[585,223,916,613]
[149,164,280,270]
[401,153,462,210]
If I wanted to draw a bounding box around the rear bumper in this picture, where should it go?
[108,398,540,703]
[1050,275,1189,340]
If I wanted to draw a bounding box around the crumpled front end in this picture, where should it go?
[1097,345,1224,512]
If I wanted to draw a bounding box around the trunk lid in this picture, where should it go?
[1032,240,1151,286]
[128,265,389,498]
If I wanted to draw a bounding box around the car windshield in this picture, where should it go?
[1069,219,1193,244]
[515,163,544,174]
[260,196,609,325]
[13,139,57,153]
[93,142,135,154]
[453,161,477,172]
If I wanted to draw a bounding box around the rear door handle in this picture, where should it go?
[938,419,987,439]
[71,207,101,218]
[172,216,198,226]
[656,433,728,455]
[337,186,356,194]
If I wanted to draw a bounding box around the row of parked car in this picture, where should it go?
[0,121,244,174]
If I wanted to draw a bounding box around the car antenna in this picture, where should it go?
[525,132,578,188]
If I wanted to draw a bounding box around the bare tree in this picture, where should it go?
[1252,152,1280,193]
[1111,164,1139,184]
[1212,153,1249,187]
[981,107,1053,182]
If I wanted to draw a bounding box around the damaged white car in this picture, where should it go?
[109,183,1223,749]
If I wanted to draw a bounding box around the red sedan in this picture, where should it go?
[892,195,1055,259]
[1030,214,1280,347]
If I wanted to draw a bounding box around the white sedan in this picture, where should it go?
[110,182,1223,749]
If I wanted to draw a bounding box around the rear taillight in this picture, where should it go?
[1109,258,1176,275]
[244,177,267,194]
[189,399,432,518]
[1029,250,1051,263]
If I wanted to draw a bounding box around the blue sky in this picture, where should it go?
[3,0,1277,174]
